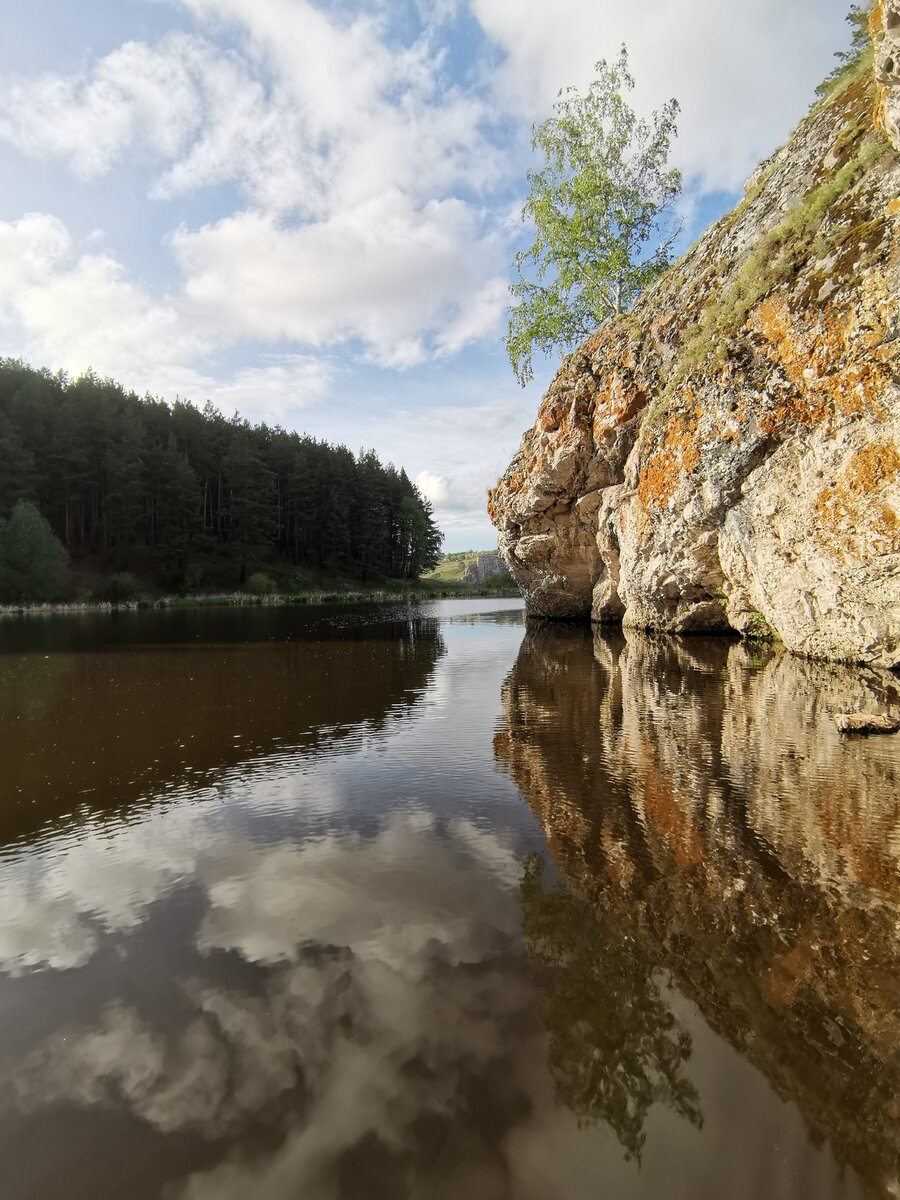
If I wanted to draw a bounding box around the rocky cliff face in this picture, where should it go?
[489,10,900,668]
[458,551,508,584]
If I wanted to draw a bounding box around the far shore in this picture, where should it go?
[0,583,523,618]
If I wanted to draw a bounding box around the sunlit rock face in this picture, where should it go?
[489,43,900,667]
[459,552,507,584]
[495,623,900,1197]
[875,0,900,149]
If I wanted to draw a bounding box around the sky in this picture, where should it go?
[0,0,852,551]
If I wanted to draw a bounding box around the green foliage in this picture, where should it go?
[507,47,682,383]
[103,571,139,602]
[245,571,276,595]
[479,572,516,590]
[0,359,443,593]
[816,4,873,97]
[0,500,71,602]
[182,562,205,594]
[745,612,776,642]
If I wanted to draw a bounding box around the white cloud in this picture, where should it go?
[0,36,203,178]
[193,357,334,420]
[416,469,450,506]
[0,204,497,407]
[173,198,510,365]
[470,0,851,192]
[0,213,203,382]
[436,276,509,358]
[0,5,504,218]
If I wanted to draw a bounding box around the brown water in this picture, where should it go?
[0,601,898,1199]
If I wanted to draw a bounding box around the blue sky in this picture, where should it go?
[0,0,851,550]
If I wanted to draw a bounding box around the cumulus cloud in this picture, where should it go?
[470,0,851,193]
[0,213,202,380]
[0,0,516,381]
[173,198,510,365]
[0,4,504,217]
[0,36,205,178]
[416,469,450,506]
[0,204,503,404]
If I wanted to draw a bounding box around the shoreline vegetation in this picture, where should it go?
[0,359,444,608]
[0,576,522,618]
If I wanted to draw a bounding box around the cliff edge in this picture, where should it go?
[489,4,900,668]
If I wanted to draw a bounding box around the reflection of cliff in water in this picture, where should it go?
[496,624,900,1198]
[0,610,445,848]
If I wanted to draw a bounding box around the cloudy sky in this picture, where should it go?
[0,0,851,550]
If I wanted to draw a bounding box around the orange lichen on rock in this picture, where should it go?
[637,401,702,509]
[765,943,815,1009]
[592,369,648,439]
[753,293,894,435]
[814,443,900,559]
[641,769,703,871]
[871,1,891,139]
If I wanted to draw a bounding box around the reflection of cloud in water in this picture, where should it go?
[0,768,340,977]
[198,816,523,968]
[15,814,539,1197]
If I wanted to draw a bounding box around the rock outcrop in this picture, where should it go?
[458,551,509,584]
[489,12,900,668]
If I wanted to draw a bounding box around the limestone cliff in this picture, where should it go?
[489,9,900,668]
[458,551,508,584]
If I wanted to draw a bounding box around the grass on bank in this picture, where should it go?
[0,567,522,616]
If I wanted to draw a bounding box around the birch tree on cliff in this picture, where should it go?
[506,48,682,384]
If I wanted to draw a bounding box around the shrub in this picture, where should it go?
[104,572,140,602]
[245,571,276,595]
[0,500,71,602]
[182,562,204,593]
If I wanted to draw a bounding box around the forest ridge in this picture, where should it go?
[0,359,443,599]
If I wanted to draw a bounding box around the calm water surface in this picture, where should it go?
[0,600,898,1199]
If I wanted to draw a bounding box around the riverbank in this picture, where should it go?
[0,579,522,617]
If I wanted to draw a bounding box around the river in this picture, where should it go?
[0,599,897,1199]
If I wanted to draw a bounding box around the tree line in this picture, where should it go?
[0,359,443,600]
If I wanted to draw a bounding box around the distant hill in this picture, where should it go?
[423,550,512,586]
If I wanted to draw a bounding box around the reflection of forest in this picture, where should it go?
[497,623,900,1198]
[0,613,445,847]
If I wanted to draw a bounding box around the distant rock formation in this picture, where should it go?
[459,552,510,584]
[490,9,900,668]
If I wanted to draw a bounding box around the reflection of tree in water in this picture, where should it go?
[0,611,447,847]
[520,853,701,1161]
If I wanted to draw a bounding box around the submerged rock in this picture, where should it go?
[489,8,900,668]
[834,711,900,734]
